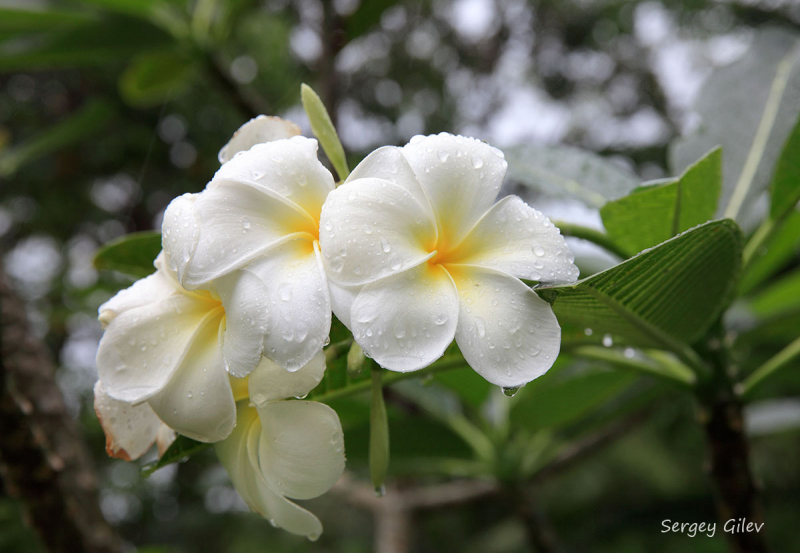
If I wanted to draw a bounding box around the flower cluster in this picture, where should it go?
[94,114,577,538]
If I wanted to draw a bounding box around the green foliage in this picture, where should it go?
[0,100,115,177]
[369,367,390,492]
[670,28,800,222]
[141,435,211,476]
[600,147,721,255]
[94,231,162,278]
[0,7,96,34]
[119,50,196,107]
[539,220,743,349]
[510,363,636,431]
[739,210,800,295]
[301,83,350,180]
[769,115,800,221]
[505,144,639,207]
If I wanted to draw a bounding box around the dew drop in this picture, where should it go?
[380,237,391,253]
[532,244,545,257]
[602,334,613,347]
[475,317,486,338]
[502,386,520,397]
[241,217,251,230]
[471,155,484,169]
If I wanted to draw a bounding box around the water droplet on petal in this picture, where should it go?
[502,386,520,397]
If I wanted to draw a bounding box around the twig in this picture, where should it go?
[0,271,121,553]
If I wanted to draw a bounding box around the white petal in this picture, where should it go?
[96,292,221,404]
[98,265,175,327]
[350,263,459,372]
[238,240,331,371]
[214,405,324,538]
[156,425,176,456]
[164,182,315,288]
[161,194,201,284]
[215,270,270,378]
[328,280,362,330]
[214,136,335,221]
[256,401,345,500]
[450,266,561,388]
[346,145,432,214]
[93,380,160,460]
[448,196,579,284]
[248,351,326,405]
[218,116,301,164]
[319,178,437,286]
[402,133,507,245]
[147,313,236,442]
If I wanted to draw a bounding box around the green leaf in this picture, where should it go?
[0,8,97,33]
[301,83,349,180]
[601,147,721,255]
[769,114,800,221]
[670,28,800,222]
[504,144,639,208]
[141,435,210,476]
[0,17,174,73]
[749,269,800,320]
[739,209,800,295]
[538,220,743,348]
[510,363,636,431]
[94,231,162,278]
[0,100,115,177]
[369,367,390,492]
[119,49,195,107]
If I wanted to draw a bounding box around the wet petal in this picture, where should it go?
[256,400,345,500]
[450,266,561,388]
[402,133,507,245]
[147,311,236,442]
[218,116,301,164]
[248,351,326,405]
[243,240,331,371]
[163,182,314,288]
[98,264,175,327]
[350,263,459,372]
[214,136,335,221]
[448,196,579,284]
[93,380,160,461]
[96,291,221,404]
[345,145,431,214]
[319,178,436,286]
[215,405,324,539]
[328,280,362,330]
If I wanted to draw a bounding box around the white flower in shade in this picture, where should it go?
[162,117,335,374]
[318,133,579,388]
[95,253,237,442]
[93,380,176,460]
[216,352,345,540]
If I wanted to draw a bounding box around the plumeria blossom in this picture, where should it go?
[319,133,579,388]
[95,253,237,442]
[216,353,345,539]
[162,116,336,374]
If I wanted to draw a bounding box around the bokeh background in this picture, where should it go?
[2,0,800,552]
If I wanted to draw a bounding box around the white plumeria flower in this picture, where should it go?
[319,133,579,388]
[162,116,335,374]
[93,380,176,460]
[95,253,237,442]
[216,352,345,540]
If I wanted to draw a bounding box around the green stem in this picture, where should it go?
[369,365,390,492]
[742,217,775,271]
[312,357,468,404]
[573,346,696,388]
[553,221,629,260]
[740,334,800,399]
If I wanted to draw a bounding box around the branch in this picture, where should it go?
[0,271,121,553]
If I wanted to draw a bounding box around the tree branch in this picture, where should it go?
[0,270,120,553]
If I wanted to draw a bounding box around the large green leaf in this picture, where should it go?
[537,220,743,348]
[119,49,195,107]
[670,28,800,222]
[94,231,162,278]
[769,115,800,221]
[0,100,115,177]
[504,144,639,208]
[601,147,721,255]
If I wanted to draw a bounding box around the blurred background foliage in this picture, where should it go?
[2,0,800,552]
